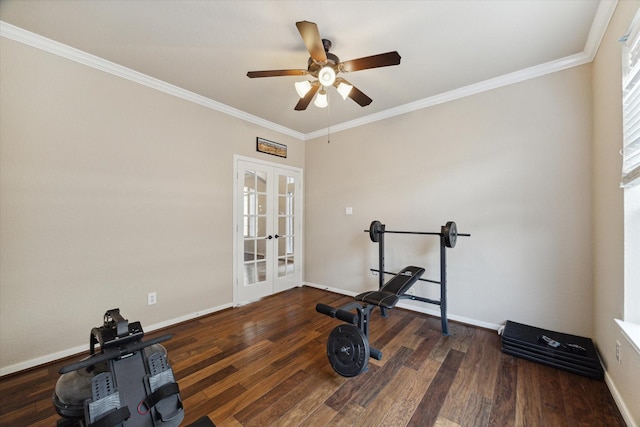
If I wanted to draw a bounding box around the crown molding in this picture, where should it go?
[305,52,592,140]
[584,0,619,61]
[0,21,305,141]
[306,0,618,140]
[1,0,617,142]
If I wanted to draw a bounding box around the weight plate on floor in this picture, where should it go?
[443,221,457,248]
[369,220,383,242]
[326,324,370,377]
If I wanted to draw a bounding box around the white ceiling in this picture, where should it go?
[0,1,615,138]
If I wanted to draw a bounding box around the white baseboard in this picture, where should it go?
[0,302,233,377]
[0,343,91,378]
[144,302,233,333]
[304,282,359,298]
[605,371,637,427]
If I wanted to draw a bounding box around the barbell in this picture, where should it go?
[367,220,470,248]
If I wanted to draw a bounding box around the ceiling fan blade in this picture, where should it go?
[334,78,372,107]
[247,69,308,78]
[294,82,320,111]
[296,21,327,63]
[348,86,373,107]
[339,51,401,73]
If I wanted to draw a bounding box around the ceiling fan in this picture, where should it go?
[247,21,401,111]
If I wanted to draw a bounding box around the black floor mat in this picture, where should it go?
[501,320,603,380]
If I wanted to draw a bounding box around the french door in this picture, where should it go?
[234,158,302,303]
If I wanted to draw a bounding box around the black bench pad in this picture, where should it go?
[355,266,425,309]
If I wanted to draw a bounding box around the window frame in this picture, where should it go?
[617,8,640,355]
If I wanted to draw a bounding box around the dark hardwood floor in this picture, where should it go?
[0,286,625,426]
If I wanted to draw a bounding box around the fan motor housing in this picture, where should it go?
[307,52,339,75]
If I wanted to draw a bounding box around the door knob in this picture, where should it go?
[266,235,273,240]
[274,234,280,239]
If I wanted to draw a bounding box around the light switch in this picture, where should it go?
[345,207,353,215]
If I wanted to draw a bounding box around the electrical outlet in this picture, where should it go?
[616,340,621,364]
[148,292,157,305]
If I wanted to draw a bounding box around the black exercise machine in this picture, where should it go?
[316,220,469,377]
[53,309,215,427]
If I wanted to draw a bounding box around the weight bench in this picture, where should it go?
[354,265,425,309]
[316,266,425,377]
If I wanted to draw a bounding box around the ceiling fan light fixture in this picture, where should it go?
[318,66,336,87]
[247,22,399,111]
[314,89,328,108]
[295,80,312,98]
[337,82,353,100]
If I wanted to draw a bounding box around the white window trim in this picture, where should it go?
[614,319,640,356]
[618,9,640,355]
[621,9,640,188]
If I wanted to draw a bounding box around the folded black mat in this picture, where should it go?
[501,320,603,380]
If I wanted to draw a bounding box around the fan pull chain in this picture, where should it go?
[327,90,331,143]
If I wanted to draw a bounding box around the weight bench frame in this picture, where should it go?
[316,266,425,377]
[370,222,453,336]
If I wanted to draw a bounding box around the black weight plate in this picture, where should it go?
[369,220,382,243]
[444,221,457,248]
[326,324,370,377]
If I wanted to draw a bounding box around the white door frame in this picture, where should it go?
[232,155,304,305]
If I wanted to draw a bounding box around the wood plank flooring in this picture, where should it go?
[0,286,625,426]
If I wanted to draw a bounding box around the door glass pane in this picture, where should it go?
[279,175,295,195]
[244,216,256,237]
[278,195,289,215]
[278,175,286,194]
[256,260,267,282]
[278,217,287,236]
[258,194,267,215]
[277,236,294,256]
[256,239,266,260]
[245,170,256,191]
[244,265,256,285]
[257,216,267,237]
[244,240,255,261]
[257,171,267,192]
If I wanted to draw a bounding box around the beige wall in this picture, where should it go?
[592,1,640,424]
[306,64,594,336]
[0,37,304,371]
[2,6,639,423]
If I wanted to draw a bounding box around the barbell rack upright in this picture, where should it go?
[368,221,469,336]
[439,229,449,336]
